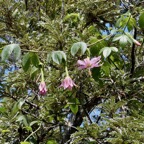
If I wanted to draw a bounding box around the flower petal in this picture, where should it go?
[90,56,101,64]
[77,60,86,66]
[39,82,47,95]
[60,76,76,90]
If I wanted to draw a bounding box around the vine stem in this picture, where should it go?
[65,66,69,76]
[24,123,41,142]
[21,49,48,53]
[41,68,44,82]
[87,34,113,47]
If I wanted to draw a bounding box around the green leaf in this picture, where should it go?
[124,33,133,44]
[20,142,30,144]
[64,13,79,21]
[100,47,111,58]
[127,17,136,31]
[16,115,28,126]
[47,140,57,144]
[71,42,87,56]
[116,15,123,28]
[30,66,38,79]
[12,101,19,114]
[119,34,132,46]
[80,42,87,55]
[103,48,111,58]
[110,47,118,52]
[70,104,78,115]
[113,35,122,42]
[1,45,14,61]
[106,138,123,144]
[68,98,80,114]
[13,45,21,60]
[31,53,40,67]
[18,98,25,110]
[30,120,40,126]
[116,14,136,31]
[52,51,66,64]
[12,8,18,17]
[139,12,144,29]
[119,35,128,45]
[25,126,32,132]
[22,53,31,72]
[0,107,6,113]
[2,129,10,133]
[115,100,126,111]
[101,62,110,76]
[71,43,80,56]
[1,44,21,61]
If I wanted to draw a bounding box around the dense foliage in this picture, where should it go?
[0,0,144,144]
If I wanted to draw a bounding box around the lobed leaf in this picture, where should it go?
[52,51,66,64]
[71,42,87,56]
[138,12,144,29]
[1,44,21,61]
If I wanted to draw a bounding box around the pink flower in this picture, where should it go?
[77,56,101,70]
[39,81,47,95]
[133,39,141,46]
[60,76,76,90]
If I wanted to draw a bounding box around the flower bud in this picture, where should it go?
[39,81,47,95]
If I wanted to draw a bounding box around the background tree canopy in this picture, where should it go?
[0,0,144,144]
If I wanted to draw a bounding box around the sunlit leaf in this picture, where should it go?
[22,53,31,72]
[110,47,118,52]
[100,47,111,58]
[18,98,25,110]
[139,12,144,29]
[52,51,66,64]
[71,42,87,56]
[68,98,80,114]
[1,44,21,61]
[31,53,40,67]
[16,115,28,126]
[20,142,30,144]
[47,140,57,144]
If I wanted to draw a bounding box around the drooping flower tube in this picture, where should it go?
[133,39,141,46]
[39,68,47,95]
[60,66,76,90]
[77,56,101,70]
[39,81,47,95]
[60,76,76,90]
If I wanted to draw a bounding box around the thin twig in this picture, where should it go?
[61,0,65,31]
[82,105,93,124]
[87,34,113,47]
[24,123,41,142]
[21,49,48,53]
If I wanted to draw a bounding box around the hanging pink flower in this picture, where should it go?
[39,81,47,95]
[133,39,141,46]
[77,56,101,70]
[60,76,76,90]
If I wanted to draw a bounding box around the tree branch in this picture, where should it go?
[130,27,137,77]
